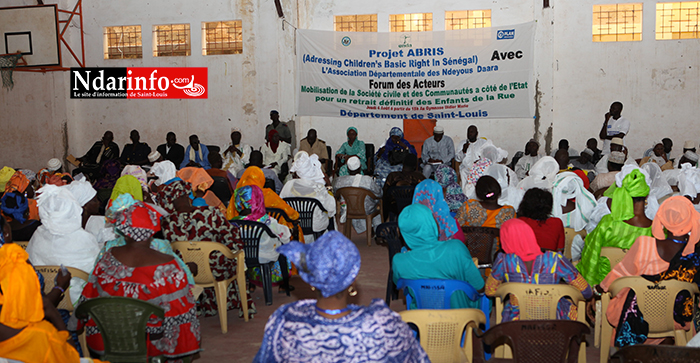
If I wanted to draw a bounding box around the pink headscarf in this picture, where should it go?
[652,196,700,256]
[500,218,543,262]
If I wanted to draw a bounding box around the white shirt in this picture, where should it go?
[222,143,253,176]
[279,178,337,234]
[257,217,291,264]
[602,116,630,154]
[514,154,542,180]
[261,142,291,175]
[454,138,488,164]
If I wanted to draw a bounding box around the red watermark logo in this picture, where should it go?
[70,67,208,99]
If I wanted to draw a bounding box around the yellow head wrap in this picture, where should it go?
[0,244,44,329]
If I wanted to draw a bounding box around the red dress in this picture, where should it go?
[81,251,201,359]
[519,216,565,251]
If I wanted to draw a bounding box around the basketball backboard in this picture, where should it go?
[0,5,61,67]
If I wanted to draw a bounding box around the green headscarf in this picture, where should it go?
[604,169,649,221]
[398,203,439,250]
[110,175,144,202]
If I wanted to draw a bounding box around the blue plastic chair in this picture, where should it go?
[396,278,491,331]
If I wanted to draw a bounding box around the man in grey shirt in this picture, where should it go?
[333,156,383,234]
[421,126,455,178]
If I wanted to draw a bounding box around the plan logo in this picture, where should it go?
[497,29,515,40]
[341,36,351,46]
[398,34,412,48]
[70,67,208,99]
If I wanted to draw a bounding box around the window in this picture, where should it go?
[153,24,191,57]
[334,15,377,32]
[593,3,643,42]
[656,2,700,39]
[103,26,142,59]
[390,13,432,32]
[202,21,243,55]
[445,10,492,30]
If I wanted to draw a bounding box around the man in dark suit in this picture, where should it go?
[156,132,185,169]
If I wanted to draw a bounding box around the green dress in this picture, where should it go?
[576,214,652,286]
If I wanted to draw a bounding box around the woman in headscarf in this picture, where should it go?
[92,159,121,190]
[413,179,465,242]
[161,181,254,318]
[177,166,225,213]
[594,196,700,347]
[457,175,516,229]
[577,169,653,286]
[5,170,39,220]
[485,163,524,208]
[233,185,292,291]
[516,156,560,192]
[435,164,467,214]
[485,218,592,322]
[226,166,302,242]
[1,192,41,241]
[109,174,143,202]
[335,126,367,176]
[78,198,200,360]
[460,145,507,198]
[0,243,87,362]
[149,160,178,187]
[640,140,673,171]
[280,151,336,240]
[393,204,483,308]
[120,165,148,191]
[552,171,597,232]
[26,185,99,303]
[254,230,429,363]
[374,127,417,187]
[517,188,566,253]
[261,129,291,177]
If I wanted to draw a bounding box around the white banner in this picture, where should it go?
[297,22,534,120]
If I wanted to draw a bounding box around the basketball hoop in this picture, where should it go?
[0,52,25,90]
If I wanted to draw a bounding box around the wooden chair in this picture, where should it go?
[171,241,248,333]
[13,241,28,250]
[563,228,586,260]
[473,320,590,363]
[461,226,500,269]
[595,247,628,347]
[374,221,403,303]
[400,309,486,363]
[34,265,90,357]
[335,187,383,246]
[492,282,587,362]
[600,276,700,363]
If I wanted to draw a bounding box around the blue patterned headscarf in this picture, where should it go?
[413,179,460,241]
[277,231,360,298]
[1,192,28,224]
[389,127,403,137]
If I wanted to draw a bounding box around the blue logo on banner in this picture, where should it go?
[341,36,351,46]
[497,30,515,40]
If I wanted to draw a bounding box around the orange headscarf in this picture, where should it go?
[4,172,30,194]
[652,196,700,255]
[0,244,44,329]
[177,167,214,192]
[227,166,300,222]
[500,218,544,262]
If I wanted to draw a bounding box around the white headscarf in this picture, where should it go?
[486,164,523,208]
[150,161,177,186]
[36,184,83,235]
[678,163,700,198]
[64,179,97,207]
[480,145,508,164]
[290,151,325,185]
[517,156,560,191]
[551,172,597,232]
[640,162,673,201]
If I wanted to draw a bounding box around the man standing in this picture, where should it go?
[599,101,629,154]
[420,126,454,178]
[156,132,185,169]
[515,139,542,180]
[76,131,120,181]
[181,135,211,169]
[299,129,329,169]
[265,110,292,144]
[454,125,487,169]
[333,156,383,234]
[120,130,152,166]
[222,131,252,176]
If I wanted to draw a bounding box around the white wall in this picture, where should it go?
[1,0,699,171]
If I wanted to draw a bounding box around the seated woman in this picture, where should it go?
[0,243,88,362]
[160,180,254,318]
[1,192,41,242]
[435,164,467,215]
[551,171,597,232]
[485,163,523,209]
[485,219,592,322]
[393,204,483,308]
[595,196,700,346]
[177,166,226,213]
[79,199,200,360]
[517,188,565,253]
[232,185,292,292]
[254,231,429,362]
[413,179,465,243]
[280,151,336,240]
[374,127,417,187]
[261,130,291,179]
[577,169,652,286]
[335,127,367,176]
[457,175,516,229]
[227,166,303,242]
